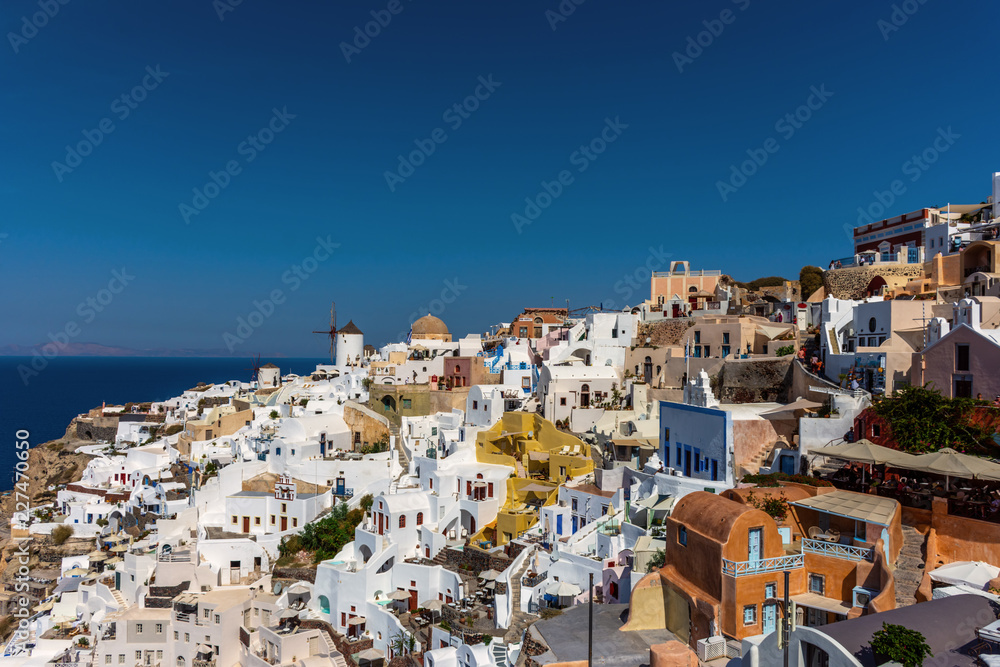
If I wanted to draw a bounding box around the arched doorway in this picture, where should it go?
[580,384,590,408]
[643,357,653,384]
[381,395,396,413]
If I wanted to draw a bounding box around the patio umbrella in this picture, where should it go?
[287,583,310,595]
[196,645,213,656]
[761,398,824,415]
[87,550,107,559]
[813,439,918,486]
[347,616,367,626]
[105,557,122,565]
[388,589,411,601]
[545,581,581,597]
[110,545,129,553]
[929,561,1000,590]
[277,608,299,619]
[479,569,501,581]
[63,567,88,577]
[909,448,1000,488]
[421,600,444,612]
[356,648,384,665]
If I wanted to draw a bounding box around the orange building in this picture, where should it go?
[624,488,899,647]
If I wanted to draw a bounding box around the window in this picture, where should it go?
[293,517,298,527]
[679,526,687,546]
[809,574,825,595]
[765,583,776,599]
[136,624,143,633]
[572,499,578,511]
[723,332,730,344]
[416,512,424,525]
[693,346,702,358]
[157,651,163,660]
[231,515,237,525]
[522,377,531,388]
[254,516,261,525]
[185,633,190,642]
[119,655,125,664]
[204,608,210,618]
[281,503,287,513]
[270,515,275,525]
[743,605,757,625]
[399,515,406,528]
[174,631,179,640]
[215,614,220,624]
[155,623,163,634]
[704,345,711,357]
[694,331,701,344]
[956,344,970,371]
[472,401,478,409]
[722,346,730,358]
[136,652,143,660]
[871,423,881,438]
[105,656,111,665]
[560,397,567,406]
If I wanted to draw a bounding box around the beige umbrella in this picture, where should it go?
[87,550,107,559]
[812,439,916,466]
[356,648,383,665]
[908,447,1000,488]
[479,569,501,582]
[387,589,410,601]
[105,557,123,565]
[277,608,298,619]
[106,535,128,543]
[421,600,444,611]
[63,567,88,577]
[761,398,824,415]
[110,545,129,553]
[347,616,367,625]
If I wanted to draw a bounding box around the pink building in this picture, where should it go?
[920,298,1000,399]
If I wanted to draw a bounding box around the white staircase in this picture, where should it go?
[111,589,128,608]
[491,641,508,667]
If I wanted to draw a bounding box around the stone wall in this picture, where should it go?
[272,567,316,583]
[823,264,924,299]
[74,416,119,441]
[715,357,793,403]
[343,401,391,450]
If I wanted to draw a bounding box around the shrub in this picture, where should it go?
[870,622,932,667]
[746,489,788,521]
[52,524,74,545]
[775,345,795,357]
[646,549,666,572]
[269,410,280,420]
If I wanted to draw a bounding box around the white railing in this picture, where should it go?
[721,554,803,578]
[802,538,874,562]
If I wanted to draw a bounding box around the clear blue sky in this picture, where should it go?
[2,0,998,354]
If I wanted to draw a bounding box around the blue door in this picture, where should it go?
[763,603,777,634]
[572,516,578,533]
[780,454,795,476]
[556,515,563,535]
[748,528,762,563]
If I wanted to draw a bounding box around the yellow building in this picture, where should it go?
[472,413,594,546]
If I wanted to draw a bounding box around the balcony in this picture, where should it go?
[802,538,874,562]
[721,555,803,578]
[522,571,548,588]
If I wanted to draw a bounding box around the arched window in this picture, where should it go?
[399,515,406,528]
[689,285,697,292]
[177,658,186,667]
[416,512,423,526]
[476,473,483,479]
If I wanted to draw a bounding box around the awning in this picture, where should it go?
[791,593,852,616]
[636,495,676,512]
[761,398,823,415]
[756,324,792,340]
[348,616,367,625]
[519,483,556,494]
[790,490,897,526]
[473,481,487,488]
[527,451,550,461]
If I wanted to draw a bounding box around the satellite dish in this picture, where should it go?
[273,582,284,595]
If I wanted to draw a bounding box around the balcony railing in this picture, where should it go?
[522,571,547,588]
[721,554,803,578]
[802,538,874,562]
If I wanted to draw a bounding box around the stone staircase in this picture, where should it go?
[503,551,536,644]
[111,588,129,609]
[894,525,927,607]
[491,640,508,667]
[391,425,409,467]
[319,628,349,667]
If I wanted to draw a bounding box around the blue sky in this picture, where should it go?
[2,0,998,354]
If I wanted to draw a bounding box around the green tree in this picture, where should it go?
[775,345,796,357]
[799,265,824,300]
[870,622,932,667]
[52,524,74,545]
[869,384,996,454]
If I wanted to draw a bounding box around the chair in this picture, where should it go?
[807,526,823,539]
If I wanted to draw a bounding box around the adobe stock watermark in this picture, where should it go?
[716,84,833,202]
[222,235,339,351]
[179,107,296,224]
[545,0,587,31]
[395,278,468,343]
[850,126,960,232]
[7,0,70,54]
[17,268,135,386]
[383,75,501,192]
[10,430,33,657]
[51,66,169,182]
[604,246,674,310]
[672,0,750,73]
[340,0,414,63]
[877,0,929,41]
[511,116,627,234]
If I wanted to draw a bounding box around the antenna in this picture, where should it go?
[312,302,338,364]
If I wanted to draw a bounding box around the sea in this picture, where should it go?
[0,356,327,492]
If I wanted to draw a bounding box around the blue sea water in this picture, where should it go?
[0,356,326,491]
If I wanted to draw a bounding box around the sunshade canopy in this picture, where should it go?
[811,439,917,467]
[790,490,897,526]
[348,616,367,625]
[907,448,1000,480]
[929,561,1000,589]
[278,608,298,619]
[479,569,501,581]
[421,600,444,610]
[387,589,411,600]
[546,581,582,597]
[761,398,824,415]
[356,648,384,661]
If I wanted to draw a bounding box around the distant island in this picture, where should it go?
[0,342,287,357]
